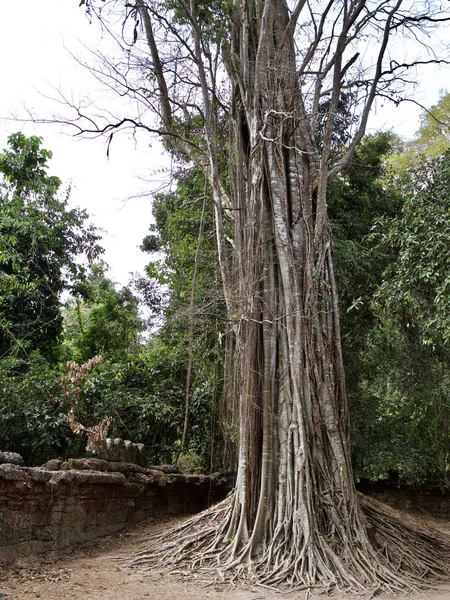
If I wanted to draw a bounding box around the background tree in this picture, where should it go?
[325,128,450,483]
[62,262,145,362]
[0,352,76,465]
[366,149,450,478]
[0,134,223,469]
[389,91,450,174]
[141,165,228,468]
[60,264,190,466]
[0,133,102,360]
[0,133,102,464]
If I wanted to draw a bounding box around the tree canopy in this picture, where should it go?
[0,133,102,360]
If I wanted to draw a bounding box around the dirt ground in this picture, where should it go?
[1,510,450,600]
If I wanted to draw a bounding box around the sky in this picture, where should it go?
[1,1,449,286]
[0,1,169,287]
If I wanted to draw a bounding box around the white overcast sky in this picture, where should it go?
[0,1,169,287]
[0,1,449,286]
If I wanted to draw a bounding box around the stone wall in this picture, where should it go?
[2,450,448,566]
[87,437,147,467]
[357,479,450,519]
[0,457,230,565]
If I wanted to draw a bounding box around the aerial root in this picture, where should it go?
[121,493,450,593]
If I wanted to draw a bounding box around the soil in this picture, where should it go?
[1,509,449,600]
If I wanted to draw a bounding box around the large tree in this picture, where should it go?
[74,0,450,590]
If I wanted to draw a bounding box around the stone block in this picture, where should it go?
[90,438,147,466]
[26,468,52,483]
[0,464,24,481]
[128,473,150,485]
[150,464,179,474]
[49,470,126,485]
[39,459,62,471]
[0,452,24,466]
[124,440,136,464]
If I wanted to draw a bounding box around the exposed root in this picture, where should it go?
[359,493,450,581]
[122,493,450,594]
[127,497,232,569]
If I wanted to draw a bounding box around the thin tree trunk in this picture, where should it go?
[180,193,207,455]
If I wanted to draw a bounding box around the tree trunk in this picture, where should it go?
[180,194,207,456]
[220,0,379,585]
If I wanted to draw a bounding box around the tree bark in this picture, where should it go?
[219,0,380,585]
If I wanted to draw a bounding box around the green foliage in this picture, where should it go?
[416,92,450,157]
[124,341,220,464]
[62,263,145,362]
[351,324,450,483]
[387,91,450,174]
[315,92,359,158]
[0,353,82,465]
[372,150,450,345]
[0,133,103,360]
[350,148,450,483]
[329,133,400,397]
[330,132,450,484]
[0,134,225,468]
[167,0,228,46]
[140,166,227,467]
[0,132,60,194]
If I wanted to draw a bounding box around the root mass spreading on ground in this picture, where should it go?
[125,493,450,594]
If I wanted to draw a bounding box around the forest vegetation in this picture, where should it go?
[3,118,450,482]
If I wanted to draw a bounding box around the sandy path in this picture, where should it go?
[1,514,449,600]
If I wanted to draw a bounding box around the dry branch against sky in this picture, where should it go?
[0,1,449,285]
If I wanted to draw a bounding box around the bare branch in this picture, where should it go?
[135,0,173,128]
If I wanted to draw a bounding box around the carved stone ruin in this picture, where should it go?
[0,452,24,466]
[87,437,147,467]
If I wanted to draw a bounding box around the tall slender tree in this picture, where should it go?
[74,0,450,590]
